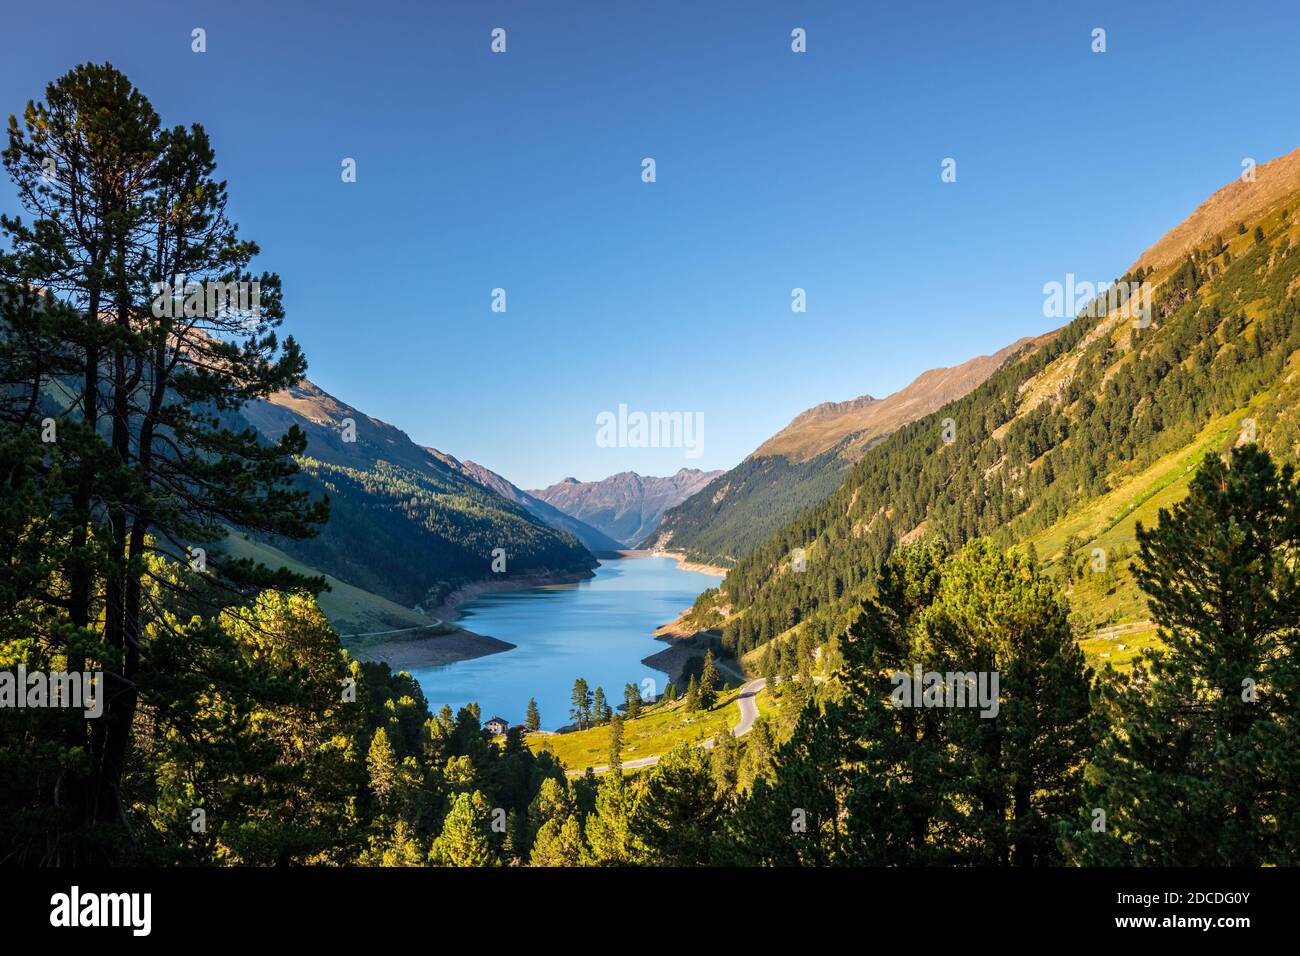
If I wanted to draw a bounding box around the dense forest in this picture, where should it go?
[272,455,596,607]
[2,65,1297,868]
[642,437,862,562]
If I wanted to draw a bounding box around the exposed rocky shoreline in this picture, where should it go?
[423,567,598,623]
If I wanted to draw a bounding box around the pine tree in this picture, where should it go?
[367,727,399,802]
[608,714,624,773]
[710,729,740,795]
[570,678,592,729]
[912,540,1093,865]
[684,674,700,711]
[593,686,608,725]
[738,717,775,791]
[529,815,585,866]
[1075,447,1300,865]
[584,772,636,865]
[725,703,848,865]
[699,649,719,709]
[430,791,498,867]
[628,744,726,865]
[623,682,643,719]
[525,697,541,732]
[0,64,326,854]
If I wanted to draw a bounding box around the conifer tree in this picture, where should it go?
[530,815,585,866]
[628,744,726,865]
[623,682,643,719]
[585,772,636,865]
[430,791,497,867]
[685,674,700,711]
[699,649,719,709]
[1075,447,1300,865]
[570,677,592,729]
[525,697,541,732]
[0,64,326,855]
[608,714,624,773]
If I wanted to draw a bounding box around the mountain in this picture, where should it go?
[529,468,723,547]
[425,451,625,553]
[715,147,1300,663]
[236,378,597,610]
[644,342,1031,565]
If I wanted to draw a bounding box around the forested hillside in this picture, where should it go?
[428,451,625,553]
[717,154,1300,659]
[238,380,597,608]
[647,343,1029,565]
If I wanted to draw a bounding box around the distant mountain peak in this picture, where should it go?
[529,468,724,546]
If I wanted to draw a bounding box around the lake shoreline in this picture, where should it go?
[343,567,597,672]
[347,624,516,671]
[615,548,729,577]
[422,567,598,624]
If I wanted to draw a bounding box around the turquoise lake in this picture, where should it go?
[409,555,720,731]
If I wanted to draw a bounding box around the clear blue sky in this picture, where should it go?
[3,0,1298,488]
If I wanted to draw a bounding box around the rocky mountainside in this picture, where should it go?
[529,468,723,547]
[425,451,625,553]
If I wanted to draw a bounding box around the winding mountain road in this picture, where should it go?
[564,677,767,777]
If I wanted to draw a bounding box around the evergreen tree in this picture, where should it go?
[585,773,636,865]
[710,729,740,795]
[608,714,624,773]
[530,815,585,866]
[367,727,399,803]
[623,682,643,719]
[570,677,592,729]
[0,64,326,857]
[699,649,720,709]
[628,744,726,865]
[525,697,541,732]
[739,717,776,791]
[429,791,498,867]
[912,540,1093,865]
[1075,447,1300,865]
[593,686,608,725]
[684,674,700,711]
[725,703,848,865]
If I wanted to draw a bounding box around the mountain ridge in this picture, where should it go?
[713,149,1300,662]
[644,341,1036,563]
[529,467,723,547]
[236,377,598,610]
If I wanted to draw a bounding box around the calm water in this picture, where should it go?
[409,555,720,731]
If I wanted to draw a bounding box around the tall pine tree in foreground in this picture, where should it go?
[1074,446,1300,865]
[0,63,326,862]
